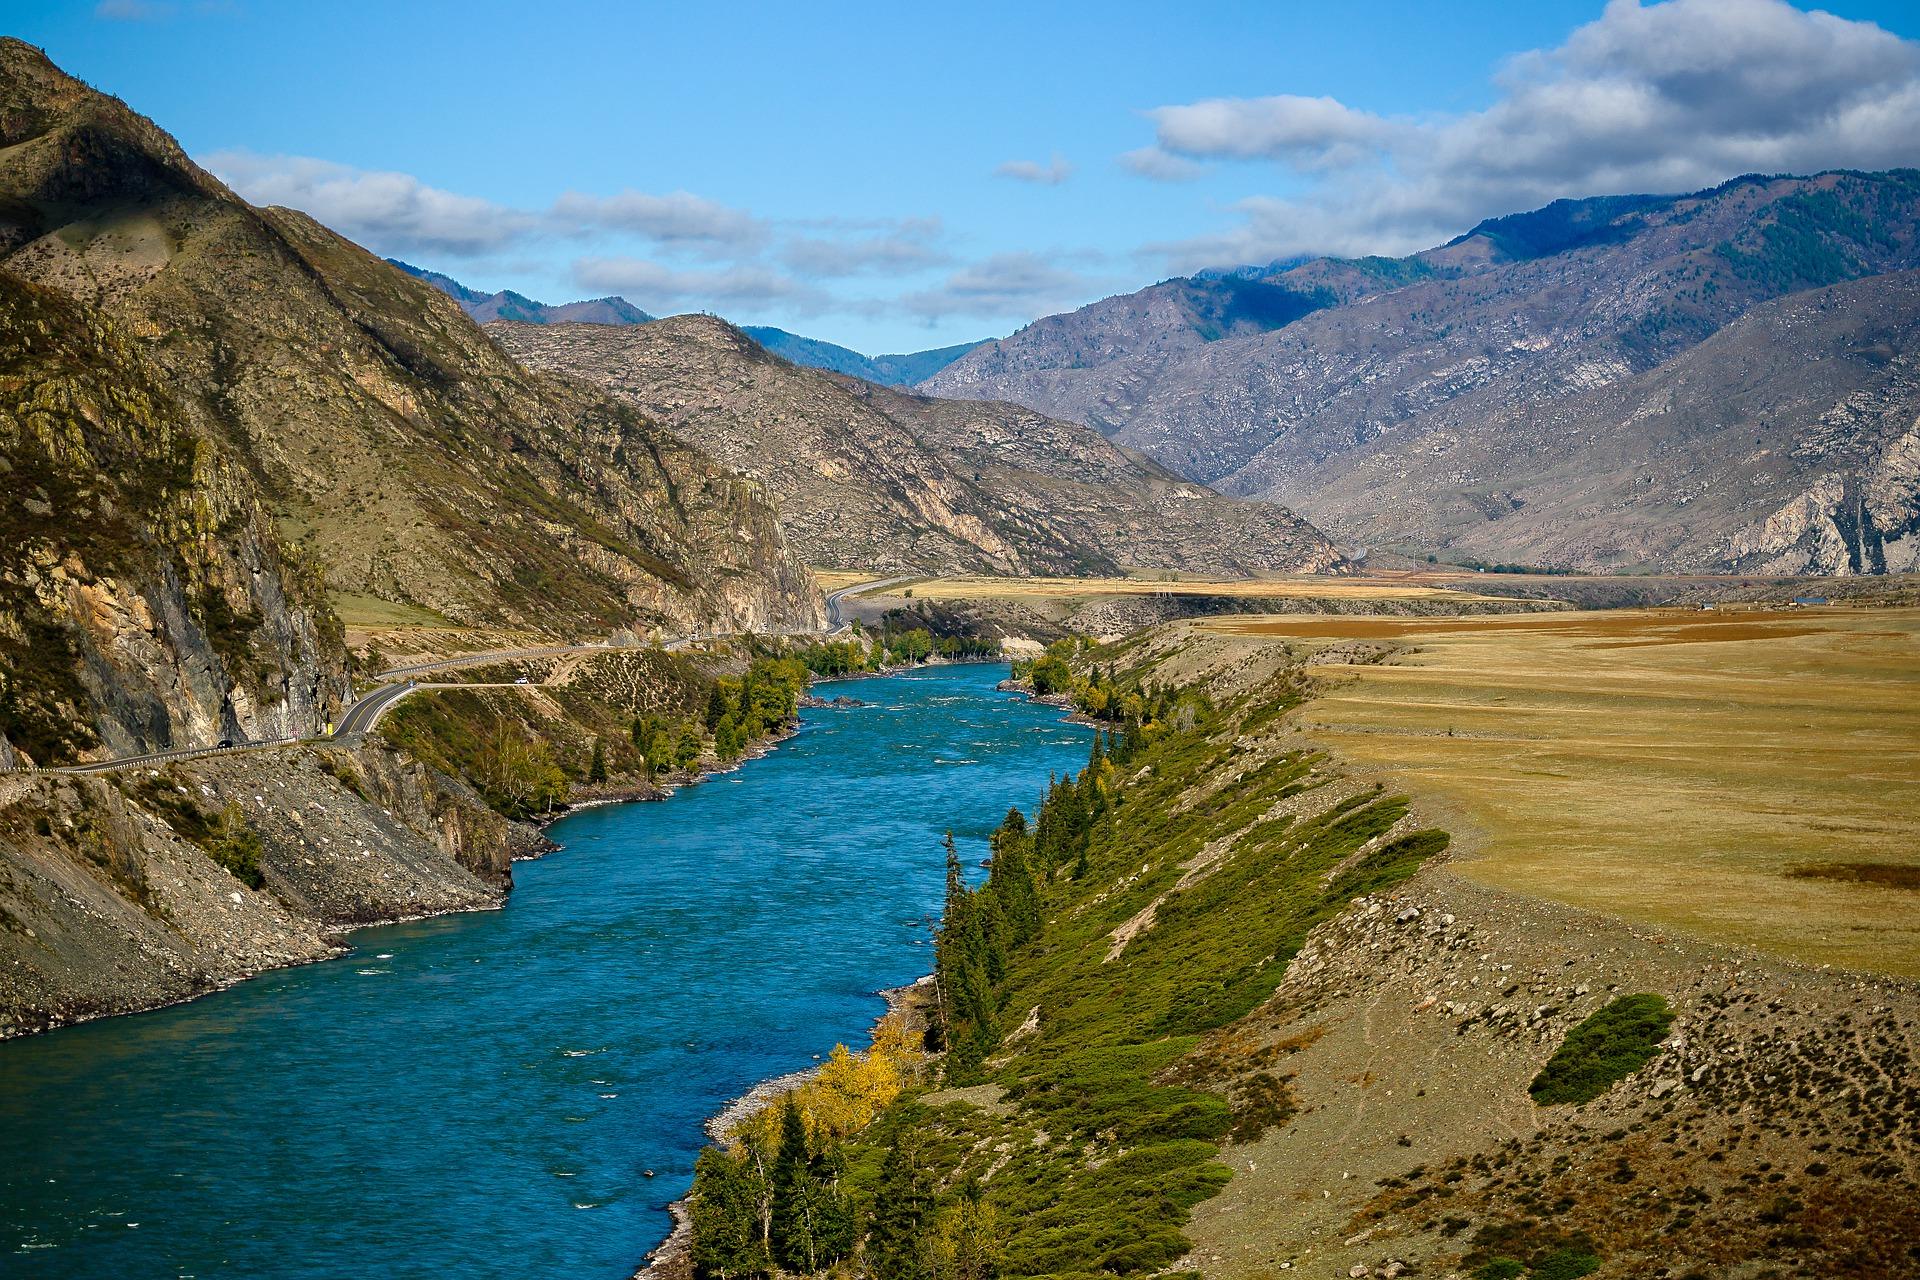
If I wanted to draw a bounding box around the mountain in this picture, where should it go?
[388,259,654,325]
[392,261,985,386]
[489,315,1346,577]
[924,172,1920,574]
[0,39,819,764]
[739,326,988,387]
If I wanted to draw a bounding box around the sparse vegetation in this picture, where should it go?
[1530,994,1675,1106]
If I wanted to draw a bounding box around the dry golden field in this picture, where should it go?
[1216,608,1920,977]
[860,572,1505,603]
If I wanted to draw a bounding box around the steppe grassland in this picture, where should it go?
[1216,608,1920,977]
[863,573,1501,603]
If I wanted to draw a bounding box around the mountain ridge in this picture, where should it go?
[489,314,1347,578]
[0,37,820,763]
[923,170,1920,574]
[392,259,988,387]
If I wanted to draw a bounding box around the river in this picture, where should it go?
[0,663,1089,1279]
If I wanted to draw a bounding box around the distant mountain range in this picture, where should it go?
[390,261,987,388]
[389,260,654,325]
[924,172,1920,576]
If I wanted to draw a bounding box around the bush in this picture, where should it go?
[1530,993,1674,1105]
[1531,1248,1602,1279]
[206,802,265,889]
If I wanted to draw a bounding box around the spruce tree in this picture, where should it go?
[689,1147,768,1279]
[869,1130,934,1280]
[769,1096,813,1270]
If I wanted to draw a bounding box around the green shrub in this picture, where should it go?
[206,802,265,889]
[1531,1248,1602,1279]
[1530,993,1674,1105]
[1474,1261,1525,1280]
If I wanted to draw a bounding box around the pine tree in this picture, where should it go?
[689,1147,769,1279]
[587,738,607,784]
[706,682,731,731]
[770,1096,812,1269]
[868,1130,934,1280]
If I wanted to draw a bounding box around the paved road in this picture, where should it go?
[6,594,863,777]
[824,575,918,628]
[331,679,420,740]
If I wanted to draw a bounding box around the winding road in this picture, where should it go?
[8,575,915,778]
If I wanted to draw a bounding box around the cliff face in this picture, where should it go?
[0,270,346,767]
[925,172,1920,572]
[492,315,1346,576]
[0,739,536,1038]
[0,38,821,767]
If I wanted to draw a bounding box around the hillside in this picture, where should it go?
[0,39,821,762]
[489,315,1347,576]
[924,172,1920,573]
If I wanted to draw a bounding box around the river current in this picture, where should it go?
[0,663,1089,1279]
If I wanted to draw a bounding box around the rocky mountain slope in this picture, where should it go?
[0,38,821,764]
[490,315,1346,576]
[925,172,1920,574]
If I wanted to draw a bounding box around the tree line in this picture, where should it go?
[795,623,999,679]
[631,656,809,778]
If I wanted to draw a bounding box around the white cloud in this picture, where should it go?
[782,218,950,277]
[571,256,822,313]
[1119,147,1205,182]
[551,189,766,251]
[1140,0,1920,271]
[207,150,536,257]
[994,153,1074,185]
[1147,94,1406,170]
[899,252,1099,320]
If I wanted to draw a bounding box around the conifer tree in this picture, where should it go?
[689,1147,769,1279]
[868,1130,934,1280]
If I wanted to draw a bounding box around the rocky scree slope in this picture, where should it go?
[926,172,1920,574]
[490,314,1346,576]
[0,38,821,649]
[0,737,539,1039]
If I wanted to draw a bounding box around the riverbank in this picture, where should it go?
[637,974,938,1280]
[2,661,1096,1278]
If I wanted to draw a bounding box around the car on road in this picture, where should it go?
[514,676,530,685]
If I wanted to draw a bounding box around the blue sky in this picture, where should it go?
[14,0,1920,353]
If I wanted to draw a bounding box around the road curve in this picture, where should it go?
[824,575,918,629]
[5,621,856,778]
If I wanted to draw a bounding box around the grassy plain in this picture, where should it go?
[1215,608,1920,977]
[861,572,1506,604]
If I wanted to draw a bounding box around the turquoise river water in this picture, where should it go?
[0,663,1089,1279]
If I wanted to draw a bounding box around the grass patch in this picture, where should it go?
[1530,994,1674,1106]
[1788,861,1920,891]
